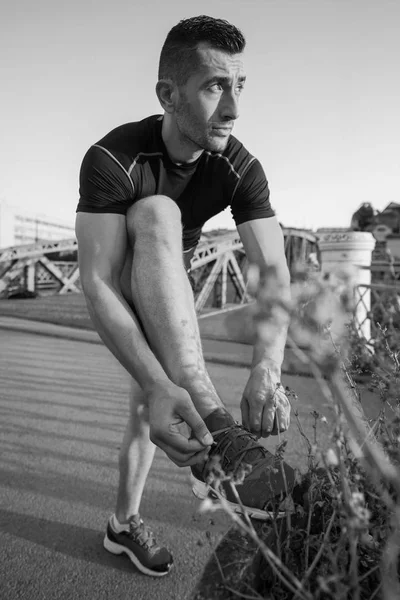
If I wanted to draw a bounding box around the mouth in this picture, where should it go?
[212,127,232,137]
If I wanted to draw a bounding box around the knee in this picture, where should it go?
[126,195,182,244]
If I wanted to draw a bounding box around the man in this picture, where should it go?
[76,15,294,577]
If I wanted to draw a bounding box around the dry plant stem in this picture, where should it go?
[370,336,397,381]
[224,587,263,600]
[367,418,381,443]
[210,542,262,600]
[337,444,351,505]
[370,583,382,600]
[380,323,400,370]
[223,589,262,600]
[271,509,282,561]
[358,564,380,583]
[287,401,314,466]
[289,334,398,490]
[331,330,395,452]
[381,507,400,600]
[328,330,360,403]
[304,501,313,571]
[227,481,257,537]
[206,535,264,600]
[239,580,266,600]
[277,457,292,555]
[349,534,360,600]
[211,487,312,600]
[218,564,263,600]
[286,336,336,407]
[290,338,400,596]
[312,412,318,446]
[293,510,337,599]
[329,372,400,599]
[329,372,400,490]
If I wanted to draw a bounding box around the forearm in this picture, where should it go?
[252,325,288,375]
[83,279,169,390]
[252,269,291,375]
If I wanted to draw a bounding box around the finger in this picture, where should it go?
[182,447,211,467]
[274,401,290,433]
[158,439,208,466]
[151,427,206,456]
[271,391,290,435]
[248,399,263,438]
[270,413,280,435]
[241,396,250,430]
[275,391,291,432]
[179,403,214,447]
[166,447,211,468]
[261,404,276,437]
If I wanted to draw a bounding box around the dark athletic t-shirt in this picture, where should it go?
[77,114,275,252]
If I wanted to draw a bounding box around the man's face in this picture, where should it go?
[174,42,246,153]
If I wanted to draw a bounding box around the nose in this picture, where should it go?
[219,89,240,121]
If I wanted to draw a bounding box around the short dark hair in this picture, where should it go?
[158,15,246,86]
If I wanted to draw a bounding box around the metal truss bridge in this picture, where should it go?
[0,229,317,313]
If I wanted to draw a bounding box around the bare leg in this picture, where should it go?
[115,195,228,520]
[112,196,295,526]
[115,379,156,521]
[126,195,226,418]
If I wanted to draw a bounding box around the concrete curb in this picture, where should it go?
[0,316,252,365]
[0,316,313,377]
[0,317,101,344]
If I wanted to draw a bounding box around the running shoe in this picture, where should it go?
[191,409,296,520]
[104,514,173,576]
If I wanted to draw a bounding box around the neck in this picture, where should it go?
[161,114,203,165]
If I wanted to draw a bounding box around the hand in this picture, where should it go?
[241,364,290,438]
[145,381,214,467]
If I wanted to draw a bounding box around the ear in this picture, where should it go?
[155,79,177,114]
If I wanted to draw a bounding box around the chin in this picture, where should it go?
[204,137,229,153]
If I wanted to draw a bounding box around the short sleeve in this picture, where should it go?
[230,158,275,226]
[76,145,134,214]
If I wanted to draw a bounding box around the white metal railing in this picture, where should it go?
[0,229,317,306]
[354,282,400,345]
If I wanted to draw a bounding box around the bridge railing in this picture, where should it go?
[0,229,318,308]
[354,281,400,348]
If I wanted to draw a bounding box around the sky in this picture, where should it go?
[1,0,399,232]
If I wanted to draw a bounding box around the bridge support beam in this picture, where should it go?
[0,229,318,305]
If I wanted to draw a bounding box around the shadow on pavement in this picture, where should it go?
[0,464,221,535]
[0,404,125,435]
[0,508,136,574]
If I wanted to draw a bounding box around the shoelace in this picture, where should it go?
[207,424,268,476]
[129,518,159,553]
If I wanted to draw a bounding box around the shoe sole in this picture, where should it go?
[103,535,172,577]
[191,474,286,521]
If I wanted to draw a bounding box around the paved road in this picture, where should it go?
[0,327,380,600]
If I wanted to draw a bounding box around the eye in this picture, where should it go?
[209,83,223,92]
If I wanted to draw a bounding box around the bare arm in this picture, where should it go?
[238,216,290,374]
[75,212,168,390]
[75,212,212,464]
[238,217,291,437]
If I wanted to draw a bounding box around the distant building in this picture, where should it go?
[0,200,75,248]
[374,202,400,235]
[371,203,400,259]
[373,224,392,242]
[385,234,400,259]
[350,203,376,232]
[349,202,400,259]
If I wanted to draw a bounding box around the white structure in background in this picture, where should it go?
[0,199,75,249]
[317,230,376,341]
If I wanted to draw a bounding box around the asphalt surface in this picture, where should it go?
[0,323,381,600]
